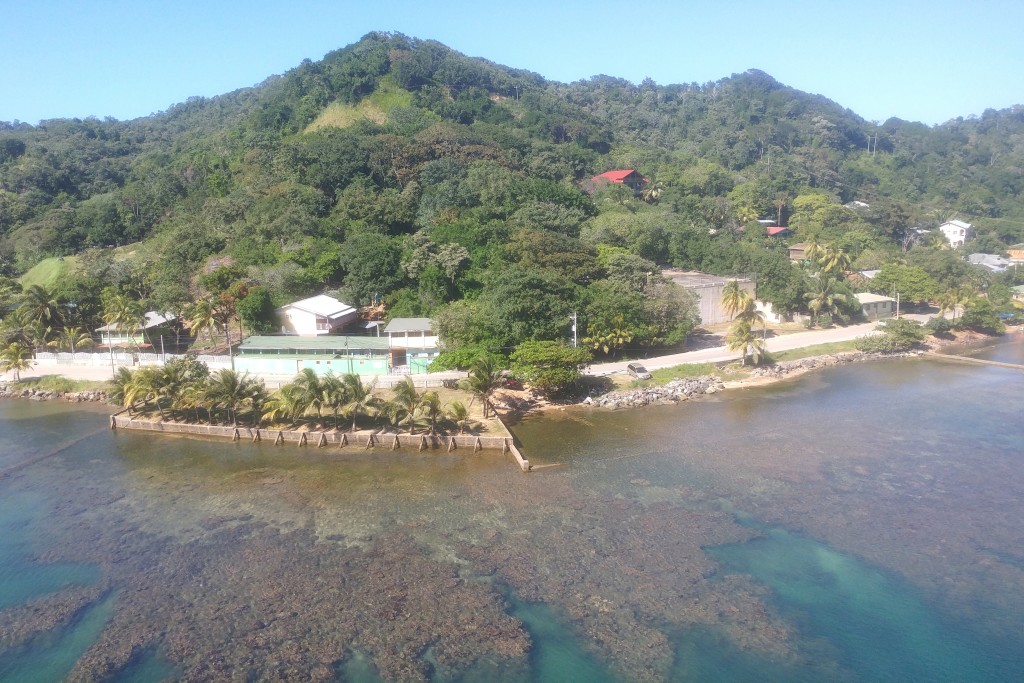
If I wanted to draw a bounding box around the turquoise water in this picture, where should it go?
[0,339,1022,680]
[0,491,100,611]
[705,522,1007,682]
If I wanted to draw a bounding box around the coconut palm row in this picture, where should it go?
[109,359,482,435]
[722,280,768,366]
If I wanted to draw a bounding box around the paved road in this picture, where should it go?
[11,315,933,384]
[588,314,934,376]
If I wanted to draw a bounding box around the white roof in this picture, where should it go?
[855,292,894,304]
[279,295,356,321]
[940,219,972,230]
[384,317,434,334]
[96,311,176,332]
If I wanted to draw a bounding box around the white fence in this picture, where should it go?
[32,352,465,388]
[33,351,231,370]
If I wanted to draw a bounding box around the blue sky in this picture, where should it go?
[2,0,1022,127]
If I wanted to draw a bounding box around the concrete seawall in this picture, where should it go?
[110,415,531,472]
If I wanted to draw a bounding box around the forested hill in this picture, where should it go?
[1,32,1022,351]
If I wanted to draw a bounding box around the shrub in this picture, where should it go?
[959,299,1006,335]
[856,318,925,353]
[429,344,507,372]
[924,316,953,336]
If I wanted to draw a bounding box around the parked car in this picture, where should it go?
[500,376,523,390]
[626,362,652,380]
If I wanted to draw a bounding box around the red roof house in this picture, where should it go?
[766,226,792,237]
[586,169,649,195]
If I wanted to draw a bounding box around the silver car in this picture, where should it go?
[626,362,652,380]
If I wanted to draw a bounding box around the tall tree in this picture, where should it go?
[721,280,751,320]
[726,319,766,366]
[390,376,422,433]
[461,355,503,418]
[342,373,380,432]
[0,342,34,381]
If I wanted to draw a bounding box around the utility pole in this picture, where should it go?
[571,312,578,348]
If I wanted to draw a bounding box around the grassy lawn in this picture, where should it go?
[616,361,754,389]
[13,376,109,393]
[19,256,77,289]
[306,77,413,131]
[769,340,860,363]
[649,362,718,383]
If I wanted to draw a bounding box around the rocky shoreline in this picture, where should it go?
[586,376,727,409]
[582,350,925,411]
[0,384,108,403]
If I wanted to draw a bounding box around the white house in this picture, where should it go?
[276,295,358,336]
[383,318,439,374]
[967,253,1010,273]
[95,311,178,348]
[938,219,971,248]
[855,292,895,321]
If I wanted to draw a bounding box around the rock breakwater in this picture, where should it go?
[0,384,107,403]
[588,376,726,409]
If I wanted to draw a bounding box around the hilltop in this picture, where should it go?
[1,31,1021,361]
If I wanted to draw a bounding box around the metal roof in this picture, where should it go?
[277,295,356,321]
[383,317,434,334]
[855,293,895,304]
[238,335,390,353]
[95,311,176,333]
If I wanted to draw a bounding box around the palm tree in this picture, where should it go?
[292,368,325,424]
[805,276,849,326]
[22,319,53,353]
[205,369,259,426]
[102,292,145,349]
[124,367,161,416]
[320,373,349,430]
[721,280,751,320]
[938,287,973,324]
[186,299,220,349]
[19,284,63,329]
[640,181,664,204]
[263,383,308,427]
[582,315,633,357]
[726,319,766,366]
[49,326,95,359]
[246,382,270,428]
[179,383,211,424]
[417,391,444,435]
[343,373,379,433]
[461,356,502,418]
[734,298,768,340]
[391,376,422,433]
[817,245,851,275]
[445,400,471,435]
[0,342,34,381]
[107,367,135,414]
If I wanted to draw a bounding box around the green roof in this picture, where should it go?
[239,335,390,353]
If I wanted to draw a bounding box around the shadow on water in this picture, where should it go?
[0,491,100,610]
[112,646,180,683]
[671,625,844,683]
[0,591,115,683]
[701,515,1014,683]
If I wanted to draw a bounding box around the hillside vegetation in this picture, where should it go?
[1,31,1021,361]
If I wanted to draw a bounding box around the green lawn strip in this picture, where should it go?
[14,376,109,393]
[769,339,860,363]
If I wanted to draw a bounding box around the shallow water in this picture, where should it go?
[0,340,1022,681]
